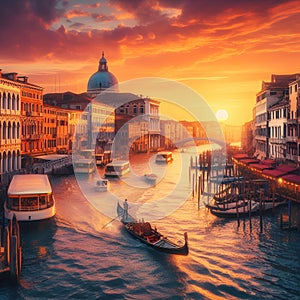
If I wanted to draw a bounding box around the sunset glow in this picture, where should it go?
[1,0,300,125]
[216,109,229,122]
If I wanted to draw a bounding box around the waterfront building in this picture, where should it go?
[286,75,300,165]
[15,74,44,157]
[43,91,115,151]
[241,120,254,156]
[254,74,298,160]
[43,104,78,154]
[0,71,21,182]
[87,52,118,98]
[98,92,161,155]
[268,97,288,161]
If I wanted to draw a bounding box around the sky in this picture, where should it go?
[1,0,300,125]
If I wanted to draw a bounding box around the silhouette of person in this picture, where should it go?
[123,199,128,220]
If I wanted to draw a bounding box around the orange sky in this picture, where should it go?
[1,0,300,125]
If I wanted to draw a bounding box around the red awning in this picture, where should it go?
[232,154,249,160]
[239,158,260,165]
[261,159,275,166]
[282,174,300,185]
[263,165,298,178]
[250,163,274,171]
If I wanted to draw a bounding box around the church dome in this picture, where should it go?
[87,52,118,96]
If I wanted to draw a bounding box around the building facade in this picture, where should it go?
[286,76,300,164]
[254,74,297,160]
[0,73,21,181]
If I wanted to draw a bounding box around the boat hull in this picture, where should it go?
[117,203,188,255]
[4,203,56,221]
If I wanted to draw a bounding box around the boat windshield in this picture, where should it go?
[7,194,54,211]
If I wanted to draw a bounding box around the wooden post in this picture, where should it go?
[192,173,195,198]
[259,190,263,233]
[236,196,240,227]
[9,235,20,281]
[198,175,201,209]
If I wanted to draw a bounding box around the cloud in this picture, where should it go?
[0,0,299,76]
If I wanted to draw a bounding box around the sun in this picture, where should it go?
[216,109,228,121]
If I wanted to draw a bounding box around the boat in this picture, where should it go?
[105,160,130,177]
[207,199,286,218]
[95,179,109,192]
[5,174,56,221]
[144,173,158,184]
[155,151,173,163]
[73,158,96,174]
[117,202,188,255]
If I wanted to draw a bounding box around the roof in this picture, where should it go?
[239,158,259,165]
[35,154,68,161]
[282,174,300,185]
[8,175,52,195]
[263,165,298,178]
[250,163,274,171]
[232,154,249,160]
[106,160,129,166]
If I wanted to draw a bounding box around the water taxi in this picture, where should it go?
[105,160,130,177]
[95,179,109,192]
[155,151,173,163]
[5,174,56,221]
[73,158,96,174]
[144,173,158,184]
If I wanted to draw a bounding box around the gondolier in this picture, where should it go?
[123,199,128,220]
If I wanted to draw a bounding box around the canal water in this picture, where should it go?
[1,146,300,299]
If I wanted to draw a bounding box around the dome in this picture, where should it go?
[87,71,118,90]
[87,52,118,96]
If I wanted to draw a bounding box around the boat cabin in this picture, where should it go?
[5,174,56,221]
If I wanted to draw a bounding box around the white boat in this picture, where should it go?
[155,151,173,163]
[105,160,130,177]
[144,173,158,184]
[95,179,109,192]
[73,158,96,174]
[5,174,56,221]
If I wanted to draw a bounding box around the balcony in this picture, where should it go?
[286,136,298,143]
[269,137,286,144]
[287,119,297,125]
[286,153,297,161]
[255,135,267,141]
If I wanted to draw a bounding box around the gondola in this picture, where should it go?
[117,203,188,255]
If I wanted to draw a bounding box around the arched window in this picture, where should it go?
[12,151,16,170]
[12,94,16,110]
[7,93,11,109]
[3,152,7,173]
[3,121,7,139]
[8,122,11,139]
[7,151,11,172]
[2,92,6,109]
[17,123,20,139]
[12,122,16,139]
[17,95,20,110]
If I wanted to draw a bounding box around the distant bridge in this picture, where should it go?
[175,137,227,148]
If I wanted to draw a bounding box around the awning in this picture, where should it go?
[249,163,274,171]
[263,165,298,178]
[232,154,249,160]
[239,158,260,165]
[282,174,300,185]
